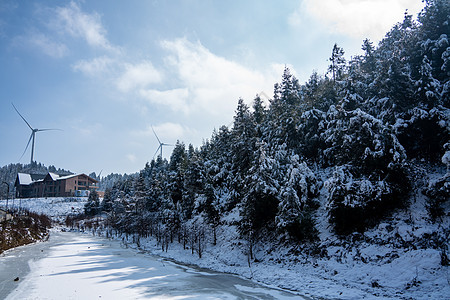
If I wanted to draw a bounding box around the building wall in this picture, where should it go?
[15,184,34,198]
[64,177,77,195]
[63,175,98,196]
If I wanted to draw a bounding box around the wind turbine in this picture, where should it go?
[152,126,173,159]
[12,103,61,164]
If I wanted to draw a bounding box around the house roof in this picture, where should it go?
[17,173,33,185]
[48,172,60,180]
[57,174,79,180]
[16,173,48,185]
[60,173,98,183]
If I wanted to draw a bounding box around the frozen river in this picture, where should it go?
[1,231,305,299]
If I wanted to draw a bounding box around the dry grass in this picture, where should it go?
[0,210,51,253]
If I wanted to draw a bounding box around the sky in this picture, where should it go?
[0,0,425,176]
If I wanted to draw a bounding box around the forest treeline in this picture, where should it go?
[85,1,448,254]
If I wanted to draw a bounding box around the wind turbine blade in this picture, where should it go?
[151,126,162,144]
[19,133,33,161]
[153,145,162,159]
[12,103,33,130]
[162,143,174,147]
[36,128,63,132]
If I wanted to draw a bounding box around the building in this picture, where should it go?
[15,172,99,198]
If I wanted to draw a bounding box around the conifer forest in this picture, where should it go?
[82,1,449,257]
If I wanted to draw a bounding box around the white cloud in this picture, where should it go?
[139,88,189,113]
[73,57,163,96]
[157,38,279,116]
[12,2,117,58]
[55,1,116,52]
[72,56,115,76]
[116,62,162,92]
[152,122,193,141]
[293,0,424,42]
[21,32,68,58]
[71,38,281,126]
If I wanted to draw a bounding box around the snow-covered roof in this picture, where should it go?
[59,173,97,182]
[57,174,79,181]
[17,173,33,185]
[48,172,60,180]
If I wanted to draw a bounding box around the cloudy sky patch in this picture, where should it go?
[0,0,426,174]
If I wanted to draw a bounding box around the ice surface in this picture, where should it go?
[3,231,303,300]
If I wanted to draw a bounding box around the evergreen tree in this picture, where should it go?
[273,67,301,106]
[85,190,100,216]
[252,95,266,126]
[101,188,113,212]
[276,156,319,242]
[232,98,256,175]
[134,173,149,214]
[168,141,187,205]
[240,143,280,235]
[202,183,221,245]
[328,43,346,83]
[181,146,204,219]
[268,67,303,150]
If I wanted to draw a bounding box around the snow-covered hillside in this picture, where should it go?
[108,172,449,300]
[5,185,447,299]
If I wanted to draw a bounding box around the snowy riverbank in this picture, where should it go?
[99,218,449,300]
[92,181,449,300]
[3,196,448,299]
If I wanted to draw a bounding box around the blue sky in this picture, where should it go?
[0,0,424,175]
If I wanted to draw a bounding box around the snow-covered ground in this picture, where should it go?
[3,230,301,299]
[0,197,87,222]
[120,219,449,300]
[2,195,448,299]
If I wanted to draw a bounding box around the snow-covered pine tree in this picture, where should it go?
[84,190,100,216]
[276,155,319,242]
[328,43,346,84]
[239,142,280,238]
